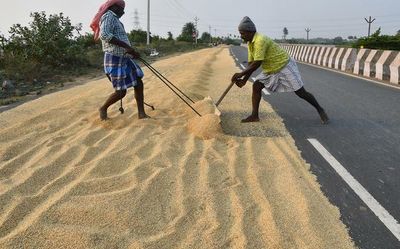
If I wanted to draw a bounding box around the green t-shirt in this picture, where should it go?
[248,32,289,73]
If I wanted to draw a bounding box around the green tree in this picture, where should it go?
[128,29,147,44]
[0,33,6,70]
[353,27,400,50]
[151,35,161,42]
[200,32,211,43]
[3,11,86,81]
[333,36,344,44]
[167,31,173,41]
[0,33,6,50]
[7,12,83,67]
[397,30,400,36]
[371,27,381,38]
[76,32,97,48]
[283,27,288,40]
[177,22,196,42]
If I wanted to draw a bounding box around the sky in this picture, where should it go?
[0,0,399,40]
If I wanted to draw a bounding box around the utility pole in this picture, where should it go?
[364,16,375,37]
[147,0,150,45]
[194,16,199,45]
[209,25,212,43]
[305,28,311,41]
[133,9,140,30]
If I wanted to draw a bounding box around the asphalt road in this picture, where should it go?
[230,45,400,249]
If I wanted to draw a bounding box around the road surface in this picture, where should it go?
[230,45,400,249]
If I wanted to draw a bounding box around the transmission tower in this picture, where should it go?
[133,9,140,30]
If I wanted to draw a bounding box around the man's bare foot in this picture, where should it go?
[138,113,151,119]
[99,108,108,121]
[241,115,260,123]
[318,109,329,124]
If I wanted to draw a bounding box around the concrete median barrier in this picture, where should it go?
[280,44,400,85]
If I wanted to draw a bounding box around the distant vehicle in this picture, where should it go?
[149,49,159,57]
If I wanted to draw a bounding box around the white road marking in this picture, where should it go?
[262,89,270,96]
[0,105,10,111]
[251,77,270,95]
[231,54,270,96]
[307,138,400,242]
[230,51,239,62]
[231,51,270,95]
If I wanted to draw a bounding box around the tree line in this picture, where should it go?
[279,27,400,50]
[0,12,234,102]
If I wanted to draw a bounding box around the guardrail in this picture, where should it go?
[280,44,400,85]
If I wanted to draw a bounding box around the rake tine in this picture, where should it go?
[140,58,195,104]
[141,59,201,117]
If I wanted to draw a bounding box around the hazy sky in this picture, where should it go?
[0,0,399,40]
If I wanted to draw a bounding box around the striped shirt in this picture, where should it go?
[100,10,131,57]
[248,32,289,74]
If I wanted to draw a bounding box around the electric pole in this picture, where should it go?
[209,25,212,43]
[133,9,140,30]
[194,16,199,45]
[147,0,150,45]
[365,16,375,37]
[305,28,311,41]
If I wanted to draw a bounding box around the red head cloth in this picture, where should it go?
[90,0,125,41]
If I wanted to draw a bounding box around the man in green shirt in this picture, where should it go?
[231,16,329,124]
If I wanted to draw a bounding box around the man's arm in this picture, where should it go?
[231,60,262,87]
[100,13,140,58]
[109,37,140,58]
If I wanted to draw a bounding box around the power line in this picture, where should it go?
[135,13,399,31]
[172,0,196,18]
[134,9,399,28]
[165,0,191,20]
[127,6,397,39]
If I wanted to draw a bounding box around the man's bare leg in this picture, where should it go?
[241,81,264,123]
[99,89,127,120]
[134,81,150,119]
[294,87,329,124]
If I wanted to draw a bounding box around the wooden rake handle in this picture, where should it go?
[215,82,235,107]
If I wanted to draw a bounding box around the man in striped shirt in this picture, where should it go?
[91,0,149,120]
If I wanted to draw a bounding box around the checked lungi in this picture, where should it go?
[255,58,304,93]
[104,52,144,90]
